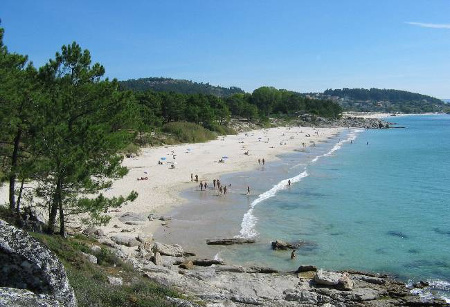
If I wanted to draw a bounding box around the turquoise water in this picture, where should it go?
[156,115,450,300]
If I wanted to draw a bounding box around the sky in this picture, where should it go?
[1,0,450,98]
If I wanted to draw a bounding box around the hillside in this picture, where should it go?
[322,88,449,113]
[119,77,245,97]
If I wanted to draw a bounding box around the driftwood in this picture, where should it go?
[206,238,256,245]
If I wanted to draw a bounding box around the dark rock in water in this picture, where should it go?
[387,231,409,239]
[413,280,430,288]
[206,238,256,245]
[271,240,295,250]
[433,227,450,236]
[296,265,318,273]
[0,219,77,307]
[192,259,224,266]
[179,260,194,270]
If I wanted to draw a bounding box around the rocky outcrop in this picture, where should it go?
[0,288,63,307]
[0,219,77,307]
[298,115,392,129]
[107,239,448,307]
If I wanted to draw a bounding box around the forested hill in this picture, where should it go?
[322,88,449,113]
[119,77,245,97]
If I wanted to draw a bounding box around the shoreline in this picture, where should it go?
[99,126,344,240]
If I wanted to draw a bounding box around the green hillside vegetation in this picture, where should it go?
[323,88,450,113]
[119,77,245,97]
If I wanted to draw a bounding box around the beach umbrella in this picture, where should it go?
[160,157,166,160]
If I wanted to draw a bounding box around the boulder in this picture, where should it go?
[136,233,153,244]
[82,227,104,238]
[107,276,123,286]
[152,242,184,257]
[313,270,354,290]
[110,235,140,247]
[271,240,294,250]
[0,287,63,307]
[296,265,318,273]
[206,238,256,245]
[81,252,98,264]
[179,260,194,270]
[192,259,225,266]
[152,251,163,266]
[0,219,77,307]
[118,212,147,223]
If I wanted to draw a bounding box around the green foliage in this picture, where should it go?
[30,232,180,307]
[323,88,448,113]
[162,122,217,143]
[119,77,244,97]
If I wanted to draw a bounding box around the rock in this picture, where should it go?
[314,269,342,286]
[162,256,185,267]
[153,242,184,257]
[413,280,430,288]
[284,289,319,304]
[148,213,160,221]
[110,235,140,247]
[159,216,172,221]
[350,288,379,301]
[81,252,98,264]
[183,251,196,257]
[153,251,163,266]
[0,287,63,307]
[97,237,116,247]
[179,260,194,270]
[271,240,294,250]
[90,245,101,253]
[118,212,147,223]
[338,273,354,291]
[107,276,123,286]
[192,259,225,266]
[206,238,256,245]
[0,219,77,307]
[136,233,153,244]
[166,296,201,307]
[296,265,318,273]
[82,226,103,238]
[248,266,278,274]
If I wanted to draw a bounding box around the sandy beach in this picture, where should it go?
[99,126,344,239]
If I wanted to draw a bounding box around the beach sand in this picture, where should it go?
[99,126,343,239]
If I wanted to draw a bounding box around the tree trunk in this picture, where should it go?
[59,199,65,237]
[47,177,62,234]
[16,177,25,215]
[9,129,22,212]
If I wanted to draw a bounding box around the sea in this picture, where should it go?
[155,114,450,302]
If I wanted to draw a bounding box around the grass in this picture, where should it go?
[29,232,183,307]
[162,122,217,143]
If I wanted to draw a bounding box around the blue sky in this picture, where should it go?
[1,0,449,98]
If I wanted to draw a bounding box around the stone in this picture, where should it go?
[110,235,140,247]
[338,273,354,291]
[0,219,77,307]
[81,252,98,264]
[193,259,225,266]
[284,289,318,304]
[0,287,63,307]
[107,276,123,286]
[153,251,163,266]
[314,269,342,286]
[118,212,147,223]
[152,242,184,257]
[179,260,194,270]
[206,238,256,245]
[296,265,318,273]
[136,233,153,244]
[97,237,116,247]
[90,245,101,253]
[271,240,294,250]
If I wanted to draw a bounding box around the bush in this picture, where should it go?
[162,122,217,143]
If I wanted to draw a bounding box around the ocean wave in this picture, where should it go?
[236,129,363,239]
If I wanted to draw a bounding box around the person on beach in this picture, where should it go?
[191,173,193,181]
[199,182,203,191]
[258,158,261,165]
[195,174,198,182]
[288,180,291,186]
[213,179,216,188]
[223,185,227,194]
[262,158,265,165]
[291,250,296,259]
[219,186,223,194]
[204,182,208,189]
[217,179,221,189]
[247,186,250,195]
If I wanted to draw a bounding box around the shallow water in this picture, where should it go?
[155,115,450,301]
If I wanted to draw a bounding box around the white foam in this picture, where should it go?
[409,279,450,303]
[236,170,309,238]
[236,129,363,239]
[213,252,223,262]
